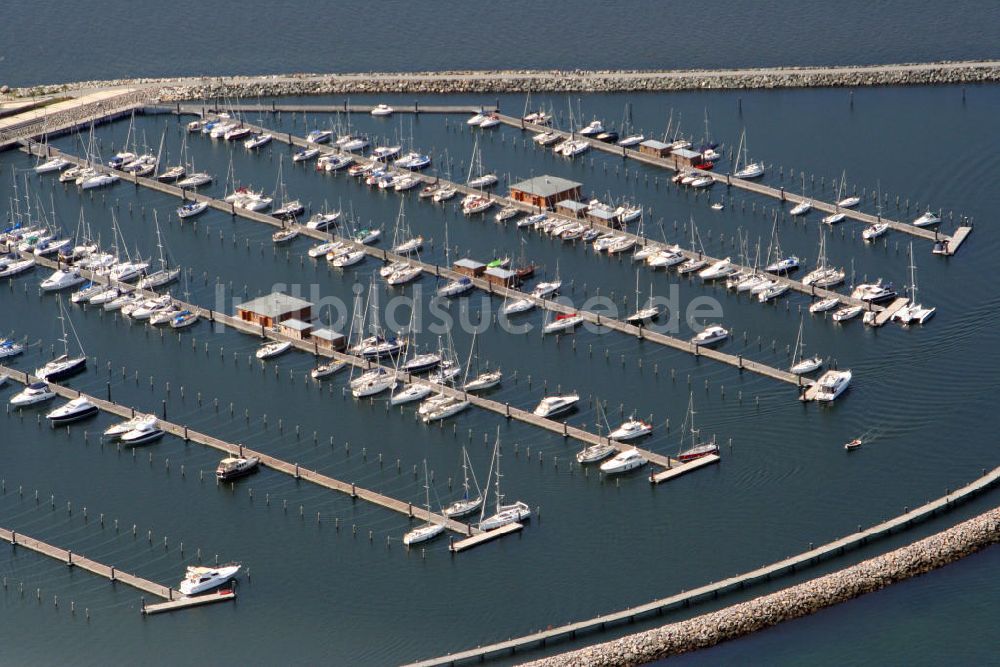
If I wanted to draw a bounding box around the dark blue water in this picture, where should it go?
[1,1,998,86]
[2,38,1000,667]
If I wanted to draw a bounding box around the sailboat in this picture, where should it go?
[444,447,484,518]
[732,129,765,179]
[822,174,849,224]
[676,393,719,462]
[801,230,845,288]
[676,217,708,274]
[576,403,618,464]
[35,297,87,381]
[893,242,936,325]
[136,214,181,289]
[465,134,497,189]
[764,212,800,274]
[789,317,824,374]
[311,305,349,379]
[625,274,661,324]
[389,199,423,255]
[478,431,531,531]
[789,174,812,216]
[617,102,645,147]
[402,461,446,546]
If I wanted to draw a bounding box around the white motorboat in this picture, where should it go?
[647,249,685,269]
[120,419,165,445]
[170,310,198,329]
[837,196,861,209]
[698,258,736,281]
[579,120,604,136]
[10,382,56,407]
[292,147,321,163]
[533,393,580,418]
[832,305,864,322]
[46,396,99,424]
[912,210,941,227]
[863,223,889,241]
[766,256,800,274]
[320,154,353,171]
[809,297,840,313]
[40,268,86,291]
[692,325,729,346]
[600,448,648,474]
[851,279,897,304]
[216,455,260,481]
[531,280,561,299]
[255,340,292,360]
[370,104,394,117]
[243,133,274,151]
[306,129,333,144]
[610,418,653,441]
[0,339,25,358]
[789,201,812,216]
[466,112,487,126]
[178,564,241,596]
[813,369,852,402]
[617,134,645,147]
[103,414,155,439]
[542,313,583,335]
[353,228,382,245]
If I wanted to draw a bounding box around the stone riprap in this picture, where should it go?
[524,506,1000,666]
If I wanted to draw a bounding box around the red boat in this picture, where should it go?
[694,162,714,171]
[677,440,719,462]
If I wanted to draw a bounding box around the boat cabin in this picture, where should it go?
[509,175,583,211]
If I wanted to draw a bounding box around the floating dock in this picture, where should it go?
[142,590,237,615]
[449,522,524,553]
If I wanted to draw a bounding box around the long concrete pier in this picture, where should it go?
[405,464,1000,666]
[493,112,973,254]
[23,140,816,399]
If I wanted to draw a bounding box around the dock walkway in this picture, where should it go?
[405,464,1000,666]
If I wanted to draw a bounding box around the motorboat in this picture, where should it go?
[478,114,500,129]
[108,260,149,283]
[372,146,403,163]
[466,112,487,126]
[822,212,846,225]
[647,249,685,269]
[0,339,25,358]
[255,340,292,360]
[10,382,56,407]
[832,305,863,322]
[813,369,852,402]
[863,223,889,241]
[304,211,340,232]
[691,325,729,346]
[789,201,812,216]
[698,258,736,281]
[311,360,346,379]
[610,418,653,441]
[354,228,382,245]
[292,147,321,163]
[170,310,198,329]
[46,396,99,425]
[216,456,260,481]
[766,256,800,274]
[617,134,645,147]
[35,157,71,174]
[40,268,86,291]
[542,313,583,335]
[120,419,165,445]
[243,133,272,149]
[35,353,87,381]
[274,200,305,220]
[306,130,333,144]
[271,227,299,244]
[108,151,137,169]
[178,564,241,596]
[177,172,212,188]
[579,120,604,136]
[851,280,897,304]
[103,414,155,440]
[913,210,941,227]
[370,104,394,117]
[845,438,863,451]
[758,282,790,302]
[837,196,861,209]
[599,448,648,474]
[533,393,580,418]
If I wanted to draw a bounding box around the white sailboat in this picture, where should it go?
[732,129,765,179]
[443,447,484,518]
[893,242,936,325]
[789,317,824,375]
[402,461,446,546]
[478,432,531,531]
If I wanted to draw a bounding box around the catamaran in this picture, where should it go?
[893,242,935,325]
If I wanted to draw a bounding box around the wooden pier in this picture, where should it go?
[405,464,1000,666]
[142,590,236,615]
[449,522,523,553]
[492,112,971,251]
[872,297,909,327]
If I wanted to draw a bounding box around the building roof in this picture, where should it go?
[509,175,582,198]
[640,139,671,151]
[453,258,486,270]
[236,292,313,318]
[556,200,589,212]
[485,267,516,279]
[312,327,345,342]
[587,208,617,221]
[672,148,702,159]
[280,318,313,331]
